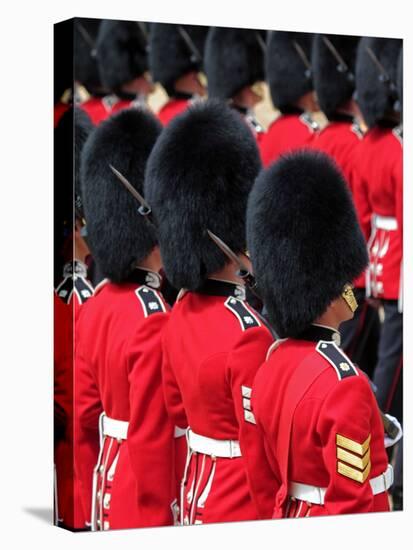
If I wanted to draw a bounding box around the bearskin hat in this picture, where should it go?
[266,31,314,113]
[145,99,261,290]
[312,34,360,120]
[149,23,208,96]
[81,108,161,283]
[96,20,149,94]
[205,27,265,99]
[355,37,402,128]
[54,107,93,281]
[247,150,368,338]
[397,46,403,116]
[74,18,103,95]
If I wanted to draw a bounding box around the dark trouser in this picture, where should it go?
[340,289,381,379]
[372,300,403,507]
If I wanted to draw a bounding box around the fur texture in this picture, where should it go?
[74,18,103,95]
[96,20,149,93]
[247,150,368,338]
[205,28,265,99]
[145,99,261,290]
[355,37,402,128]
[266,31,314,112]
[149,23,208,96]
[397,46,403,117]
[81,108,161,282]
[312,34,360,120]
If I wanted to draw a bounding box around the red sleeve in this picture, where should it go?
[316,374,377,515]
[74,329,102,524]
[161,330,188,429]
[395,152,403,245]
[227,326,278,518]
[127,312,176,527]
[352,147,372,241]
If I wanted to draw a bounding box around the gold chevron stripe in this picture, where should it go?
[336,433,371,456]
[337,460,371,483]
[337,447,371,470]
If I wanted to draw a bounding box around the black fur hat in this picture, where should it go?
[205,27,265,99]
[397,46,403,117]
[266,31,314,112]
[247,150,368,338]
[96,20,149,94]
[312,34,360,120]
[149,23,209,96]
[145,100,261,290]
[81,108,161,282]
[74,18,103,95]
[355,37,402,128]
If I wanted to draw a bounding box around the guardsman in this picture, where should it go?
[204,27,267,144]
[354,37,403,510]
[75,108,175,530]
[145,100,273,525]
[149,23,208,125]
[81,20,153,125]
[310,34,380,378]
[245,150,394,518]
[54,107,94,530]
[259,31,319,166]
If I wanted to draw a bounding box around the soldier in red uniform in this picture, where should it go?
[54,107,94,530]
[145,100,272,525]
[354,37,403,509]
[245,150,394,518]
[75,108,176,530]
[204,27,267,144]
[259,31,319,166]
[149,23,208,125]
[80,20,153,125]
[310,34,380,378]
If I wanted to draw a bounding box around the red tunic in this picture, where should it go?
[248,326,390,518]
[162,279,273,525]
[260,112,318,167]
[310,120,366,289]
[54,260,94,529]
[80,96,140,126]
[157,98,191,126]
[353,126,403,301]
[74,269,175,530]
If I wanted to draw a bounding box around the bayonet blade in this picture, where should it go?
[109,164,152,217]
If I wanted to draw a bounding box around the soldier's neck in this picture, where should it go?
[137,247,163,274]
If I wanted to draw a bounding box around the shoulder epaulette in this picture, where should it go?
[316,341,359,380]
[224,297,261,331]
[135,286,167,318]
[392,125,403,145]
[73,277,94,304]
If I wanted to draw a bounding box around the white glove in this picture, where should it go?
[384,414,403,448]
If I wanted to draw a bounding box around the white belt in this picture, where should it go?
[187,429,242,458]
[102,415,129,440]
[289,464,393,505]
[174,426,187,438]
[373,215,398,231]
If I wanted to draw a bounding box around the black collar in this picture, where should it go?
[170,91,193,101]
[279,106,304,115]
[195,278,246,300]
[125,267,163,289]
[295,324,341,346]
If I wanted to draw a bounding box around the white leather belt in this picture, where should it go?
[187,429,242,458]
[373,215,398,231]
[289,464,393,505]
[174,426,187,438]
[102,415,129,440]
